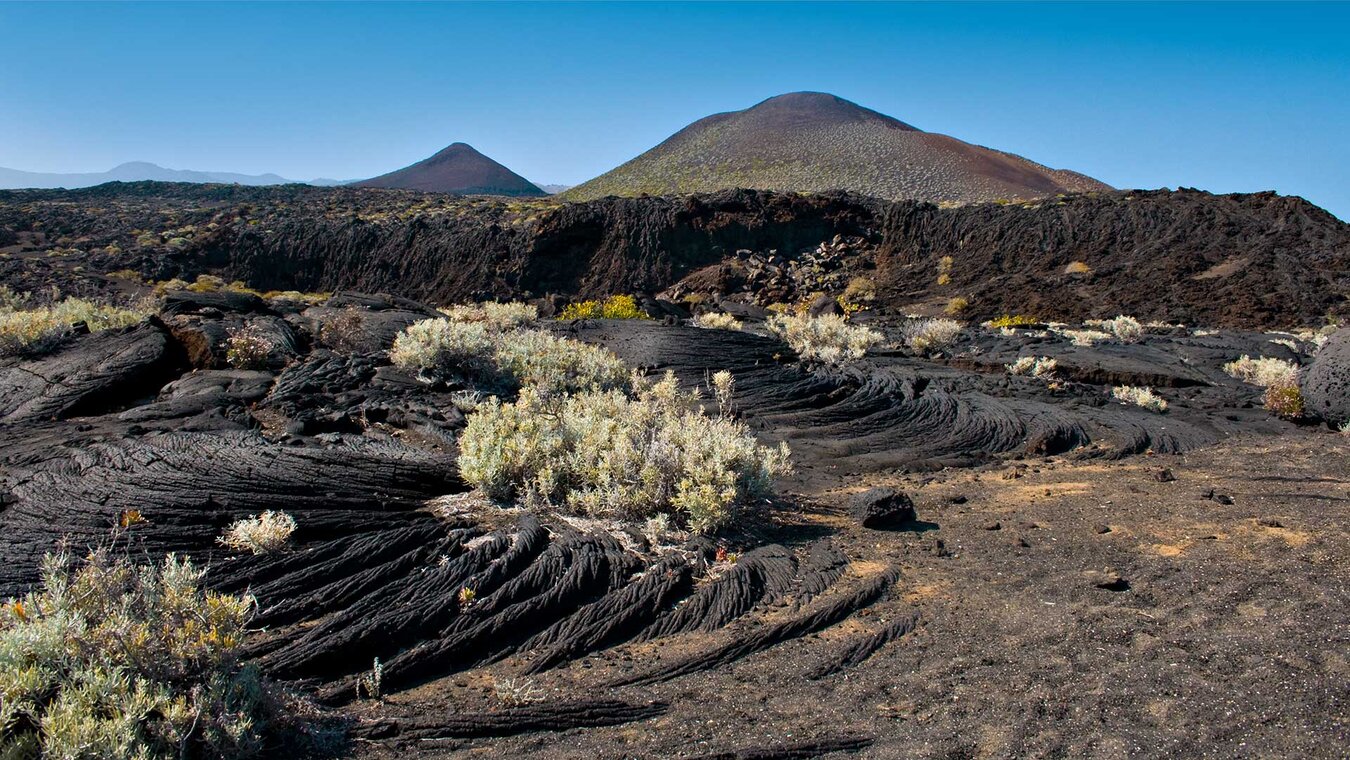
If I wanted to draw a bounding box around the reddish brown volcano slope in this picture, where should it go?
[354,142,545,196]
[563,92,1111,203]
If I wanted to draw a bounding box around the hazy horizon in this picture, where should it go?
[1,2,1346,217]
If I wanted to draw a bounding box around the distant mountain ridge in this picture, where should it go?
[563,91,1111,203]
[0,161,343,189]
[353,143,545,196]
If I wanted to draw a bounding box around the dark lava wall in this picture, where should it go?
[2,183,1345,327]
[875,189,1349,327]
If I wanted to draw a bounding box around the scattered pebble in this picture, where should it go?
[1086,569,1130,591]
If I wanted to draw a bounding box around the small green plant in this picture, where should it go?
[261,290,331,305]
[902,318,963,355]
[842,276,878,303]
[0,286,31,311]
[1112,385,1168,413]
[1006,356,1058,378]
[151,278,191,295]
[944,296,969,316]
[1060,329,1111,347]
[985,314,1040,329]
[355,658,383,700]
[224,325,277,370]
[1085,315,1143,343]
[765,313,883,366]
[457,586,477,609]
[439,301,538,330]
[936,255,954,286]
[317,307,366,352]
[691,311,743,331]
[493,676,543,706]
[1223,355,1300,388]
[186,274,225,293]
[1262,381,1304,419]
[558,294,650,320]
[219,510,297,554]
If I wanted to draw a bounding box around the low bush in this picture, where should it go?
[936,255,954,286]
[1060,329,1111,347]
[0,550,287,757]
[458,372,791,533]
[842,277,878,303]
[1064,260,1092,275]
[1084,315,1143,343]
[219,510,297,554]
[186,274,225,293]
[262,290,330,306]
[1262,381,1304,419]
[1006,356,1058,378]
[691,311,743,331]
[1222,355,1300,388]
[558,294,650,321]
[1112,385,1168,412]
[107,268,142,281]
[901,318,963,355]
[765,313,883,366]
[984,314,1040,329]
[390,319,630,395]
[493,677,543,707]
[0,286,30,311]
[944,296,969,316]
[440,301,537,330]
[224,325,277,370]
[151,278,191,295]
[0,295,148,357]
[316,307,366,352]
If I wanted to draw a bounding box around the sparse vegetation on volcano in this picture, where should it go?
[0,291,148,357]
[561,92,1109,203]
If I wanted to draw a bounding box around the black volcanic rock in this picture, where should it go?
[1303,328,1350,426]
[850,488,917,530]
[0,183,1344,329]
[354,143,545,196]
[564,91,1110,203]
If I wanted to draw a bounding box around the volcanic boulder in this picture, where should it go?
[850,488,918,530]
[1303,328,1350,426]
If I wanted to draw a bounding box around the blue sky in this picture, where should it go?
[0,2,1346,217]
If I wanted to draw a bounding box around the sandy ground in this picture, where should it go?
[351,430,1349,759]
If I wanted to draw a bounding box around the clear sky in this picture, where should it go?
[1,2,1346,217]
